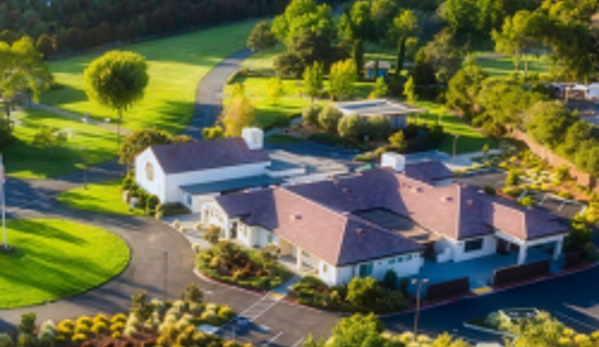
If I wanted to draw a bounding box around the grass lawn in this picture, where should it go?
[0,219,129,308]
[42,20,258,133]
[57,178,145,216]
[241,44,285,70]
[477,55,550,77]
[4,109,117,179]
[265,134,305,144]
[414,100,496,154]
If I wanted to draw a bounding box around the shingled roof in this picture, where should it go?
[149,138,270,174]
[215,164,566,266]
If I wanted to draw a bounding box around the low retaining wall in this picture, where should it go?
[493,259,550,287]
[425,277,470,302]
[509,128,598,192]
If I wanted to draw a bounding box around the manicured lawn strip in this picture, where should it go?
[241,44,286,70]
[197,247,292,291]
[0,219,129,308]
[42,21,258,133]
[5,109,117,179]
[57,179,145,216]
[414,100,496,154]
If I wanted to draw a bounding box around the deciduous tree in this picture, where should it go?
[266,76,285,105]
[523,101,575,149]
[32,126,68,157]
[370,77,388,99]
[403,76,417,103]
[338,114,362,139]
[389,10,419,76]
[247,21,277,53]
[119,129,191,167]
[220,84,255,137]
[328,59,357,100]
[303,62,324,102]
[84,51,149,150]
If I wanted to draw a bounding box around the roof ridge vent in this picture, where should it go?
[356,228,365,235]
[441,196,453,202]
[290,213,302,221]
[466,199,475,206]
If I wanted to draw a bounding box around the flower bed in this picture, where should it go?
[289,275,409,314]
[196,243,293,291]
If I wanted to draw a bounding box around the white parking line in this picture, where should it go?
[554,311,599,331]
[261,331,283,347]
[290,337,304,347]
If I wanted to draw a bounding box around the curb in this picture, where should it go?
[193,268,265,297]
[462,322,515,337]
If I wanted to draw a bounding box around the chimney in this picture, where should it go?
[242,128,264,150]
[381,153,406,173]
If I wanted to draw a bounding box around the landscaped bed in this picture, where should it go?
[289,275,410,314]
[0,219,130,308]
[196,242,293,291]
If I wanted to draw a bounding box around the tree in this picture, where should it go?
[346,277,384,308]
[0,37,52,118]
[84,51,149,150]
[411,48,437,87]
[130,289,152,324]
[491,11,538,78]
[204,225,221,245]
[318,106,343,132]
[338,1,376,73]
[519,195,535,207]
[424,29,463,85]
[403,76,417,103]
[35,34,56,59]
[302,104,322,126]
[247,21,277,53]
[303,62,324,102]
[329,314,386,347]
[272,0,335,45]
[260,243,280,274]
[18,313,36,335]
[523,101,575,149]
[266,77,285,105]
[220,84,255,137]
[328,59,357,100]
[182,283,204,304]
[0,117,14,148]
[202,126,225,140]
[32,126,68,157]
[504,311,566,347]
[505,170,520,186]
[389,10,419,77]
[441,0,478,38]
[370,77,388,99]
[338,114,362,139]
[557,121,594,160]
[388,131,407,152]
[118,129,191,167]
[445,59,487,122]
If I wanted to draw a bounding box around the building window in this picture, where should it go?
[406,254,413,261]
[358,263,373,277]
[268,234,273,243]
[397,256,403,263]
[465,238,484,252]
[322,263,328,273]
[388,258,396,265]
[186,194,192,207]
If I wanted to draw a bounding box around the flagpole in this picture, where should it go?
[1,153,6,250]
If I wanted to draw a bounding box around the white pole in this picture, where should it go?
[1,153,6,249]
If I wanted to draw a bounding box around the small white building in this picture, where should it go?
[134,128,304,212]
[335,99,425,130]
[205,154,567,286]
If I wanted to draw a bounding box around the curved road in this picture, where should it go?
[2,48,599,346]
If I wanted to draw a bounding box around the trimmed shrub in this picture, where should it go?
[110,314,127,324]
[318,106,342,133]
[146,195,160,216]
[302,104,322,126]
[366,115,392,141]
[217,306,235,323]
[91,322,108,335]
[110,322,125,333]
[194,222,202,231]
[505,170,520,186]
[74,324,90,335]
[483,185,496,196]
[156,203,191,217]
[338,114,362,139]
[93,315,109,325]
[77,316,92,328]
[71,334,87,343]
[382,269,398,289]
[57,320,75,336]
[0,334,14,347]
[111,332,121,339]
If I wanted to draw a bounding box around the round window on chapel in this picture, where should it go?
[145,162,154,181]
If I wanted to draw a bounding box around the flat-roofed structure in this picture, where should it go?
[335,99,425,130]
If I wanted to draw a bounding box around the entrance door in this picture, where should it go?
[230,222,238,239]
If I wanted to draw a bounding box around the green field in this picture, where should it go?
[0,219,130,308]
[42,21,258,134]
[4,109,118,179]
[57,178,145,216]
[477,55,550,77]
[414,100,495,154]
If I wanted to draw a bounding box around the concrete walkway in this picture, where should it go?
[33,103,131,135]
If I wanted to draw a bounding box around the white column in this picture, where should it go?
[553,238,564,260]
[518,244,528,265]
[224,220,231,239]
[296,248,303,270]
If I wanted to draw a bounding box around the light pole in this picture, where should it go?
[81,146,87,190]
[451,134,460,165]
[412,278,429,336]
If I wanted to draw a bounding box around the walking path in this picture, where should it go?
[33,103,131,135]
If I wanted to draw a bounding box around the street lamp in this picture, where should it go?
[412,278,429,336]
[451,134,460,165]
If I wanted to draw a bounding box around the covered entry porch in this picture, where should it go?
[494,231,564,265]
[278,237,320,276]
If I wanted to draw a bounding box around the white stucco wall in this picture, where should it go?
[452,235,497,262]
[266,166,306,178]
[329,252,423,286]
[135,148,167,201]
[181,191,219,212]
